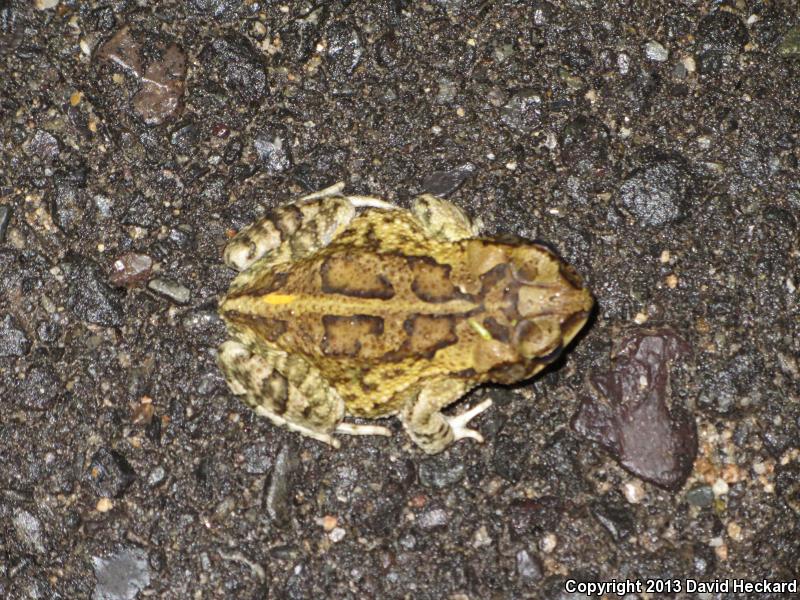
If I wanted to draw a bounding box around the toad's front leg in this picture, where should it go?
[399,378,493,454]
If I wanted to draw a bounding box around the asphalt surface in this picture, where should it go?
[1,1,798,599]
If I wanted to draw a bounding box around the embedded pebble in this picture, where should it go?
[92,547,150,600]
[86,448,136,498]
[25,129,60,161]
[712,478,729,496]
[110,253,152,287]
[618,160,692,227]
[0,314,30,356]
[416,507,448,530]
[500,88,542,132]
[93,194,114,220]
[622,480,645,504]
[777,27,800,57]
[147,467,167,488]
[181,311,222,336]
[686,484,714,507]
[418,455,465,489]
[591,493,635,541]
[644,40,669,62]
[13,509,46,554]
[421,163,475,197]
[326,22,364,79]
[65,256,124,327]
[51,184,85,233]
[435,77,457,104]
[132,44,186,125]
[516,549,543,583]
[147,278,191,304]
[264,445,298,526]
[0,205,12,242]
[18,363,61,410]
[242,442,273,475]
[253,127,292,174]
[200,35,267,103]
[97,26,143,77]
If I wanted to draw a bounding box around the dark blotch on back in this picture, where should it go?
[408,256,463,303]
[404,314,458,357]
[322,314,385,357]
[320,254,395,299]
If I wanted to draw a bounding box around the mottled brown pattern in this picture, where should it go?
[322,314,385,357]
[320,254,395,299]
[274,204,303,237]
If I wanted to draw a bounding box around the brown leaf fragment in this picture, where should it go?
[97,25,142,77]
[572,327,697,490]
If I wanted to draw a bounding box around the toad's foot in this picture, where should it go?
[447,398,493,443]
[254,406,342,449]
[336,422,393,437]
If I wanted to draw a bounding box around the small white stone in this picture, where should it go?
[617,52,630,75]
[35,0,59,9]
[622,480,645,504]
[472,525,492,548]
[644,41,669,62]
[329,527,346,543]
[696,135,711,149]
[712,478,729,496]
[539,533,557,553]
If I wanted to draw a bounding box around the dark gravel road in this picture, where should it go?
[1,1,798,598]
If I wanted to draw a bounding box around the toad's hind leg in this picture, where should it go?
[411,194,482,242]
[399,379,493,454]
[218,340,346,448]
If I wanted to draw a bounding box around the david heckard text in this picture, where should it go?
[564,578,797,597]
[686,579,798,594]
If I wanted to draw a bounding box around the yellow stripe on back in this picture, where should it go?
[262,293,297,305]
